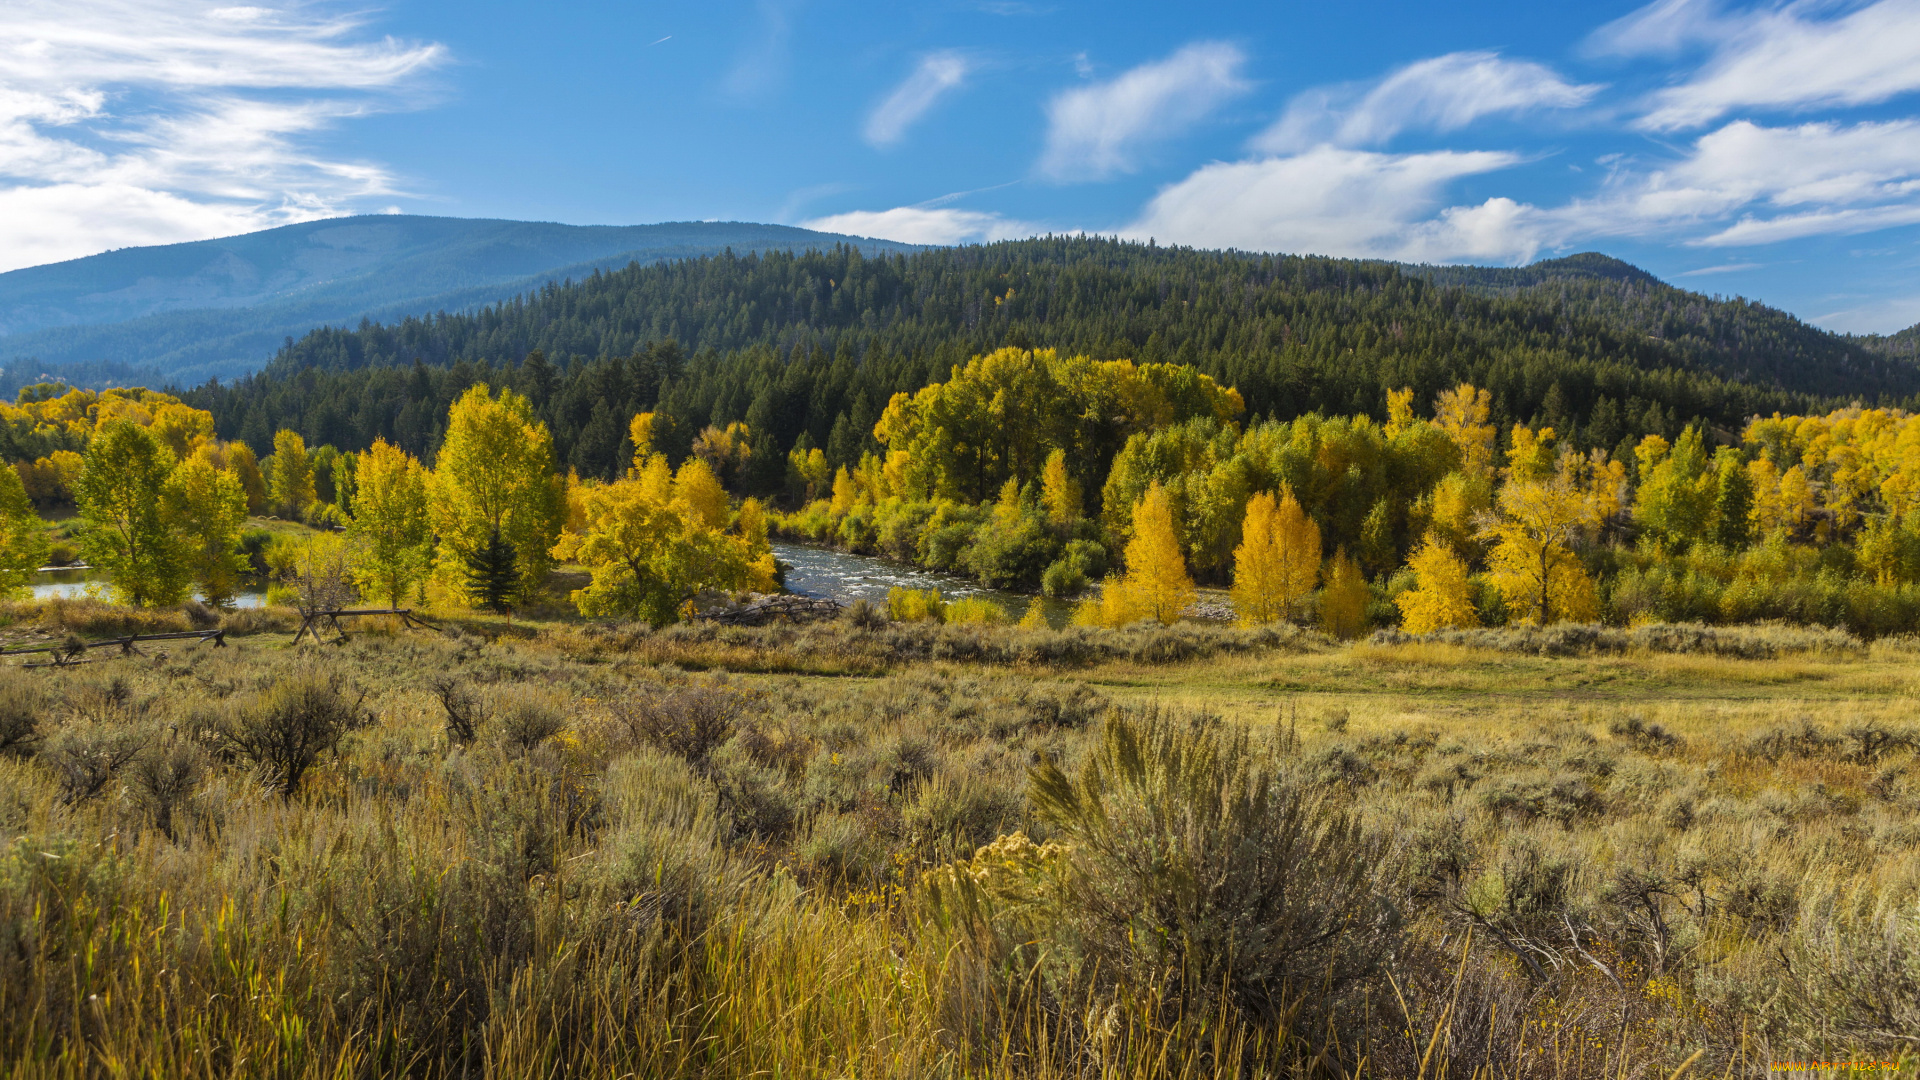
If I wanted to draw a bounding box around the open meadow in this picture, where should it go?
[0,602,1915,1079]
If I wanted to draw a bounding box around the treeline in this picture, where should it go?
[178,239,1920,485]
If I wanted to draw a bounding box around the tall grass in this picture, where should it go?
[0,629,1914,1077]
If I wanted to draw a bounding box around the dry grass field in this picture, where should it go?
[0,603,1915,1078]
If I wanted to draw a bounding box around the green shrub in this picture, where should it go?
[213,668,367,796]
[1028,706,1396,1021]
[1041,539,1107,598]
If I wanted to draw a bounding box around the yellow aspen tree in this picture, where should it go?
[1071,577,1150,628]
[347,438,432,608]
[268,429,315,520]
[226,441,268,514]
[830,466,857,514]
[1433,384,1497,476]
[1394,536,1480,633]
[1481,447,1609,626]
[76,420,189,608]
[0,463,49,598]
[1319,550,1370,640]
[1385,387,1416,439]
[628,412,657,462]
[674,457,729,530]
[430,384,566,605]
[1121,482,1195,624]
[1040,447,1081,525]
[1231,488,1322,624]
[165,458,247,606]
[1019,596,1048,628]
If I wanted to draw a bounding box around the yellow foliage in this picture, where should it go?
[946,597,1005,625]
[1318,551,1370,640]
[1121,482,1194,624]
[1395,536,1480,633]
[1040,447,1081,524]
[1230,488,1320,625]
[1070,576,1151,628]
[628,412,657,462]
[1480,445,1612,626]
[1018,596,1048,628]
[1433,384,1496,476]
[673,458,729,530]
[830,467,857,515]
[887,587,947,622]
[1385,387,1415,439]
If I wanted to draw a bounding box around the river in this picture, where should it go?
[770,541,1081,626]
[31,566,266,608]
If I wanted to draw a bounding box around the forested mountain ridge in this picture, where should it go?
[178,237,1920,487]
[0,216,919,386]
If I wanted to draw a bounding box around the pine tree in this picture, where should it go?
[466,528,519,614]
[1395,536,1480,634]
[1122,482,1194,624]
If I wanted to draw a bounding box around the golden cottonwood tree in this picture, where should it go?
[1319,551,1370,640]
[1433,384,1496,476]
[1040,447,1081,525]
[1480,432,1618,626]
[0,464,49,598]
[554,451,776,625]
[1122,482,1194,624]
[1395,536,1480,633]
[269,430,315,520]
[430,385,566,605]
[1230,488,1321,624]
[165,459,247,605]
[76,420,189,607]
[348,439,433,608]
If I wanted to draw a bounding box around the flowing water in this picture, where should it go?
[770,541,1080,625]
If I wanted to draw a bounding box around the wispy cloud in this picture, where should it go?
[724,0,797,100]
[865,51,971,147]
[1254,51,1599,153]
[1125,146,1539,263]
[802,205,1039,245]
[1602,0,1920,131]
[1037,41,1249,182]
[0,0,443,271]
[1677,261,1765,276]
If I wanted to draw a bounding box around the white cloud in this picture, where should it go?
[865,52,970,147]
[1551,119,1920,246]
[1037,41,1249,182]
[801,206,1039,246]
[0,0,442,271]
[1615,0,1920,131]
[1124,146,1542,263]
[1813,291,1920,335]
[1584,0,1728,58]
[1254,51,1599,154]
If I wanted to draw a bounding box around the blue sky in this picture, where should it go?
[5,1,1920,333]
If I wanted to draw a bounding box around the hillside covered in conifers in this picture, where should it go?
[179,237,1920,489]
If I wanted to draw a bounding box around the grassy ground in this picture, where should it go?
[0,605,1914,1078]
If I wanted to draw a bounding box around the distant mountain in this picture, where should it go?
[0,216,919,386]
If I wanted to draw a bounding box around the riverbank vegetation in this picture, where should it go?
[0,612,1914,1077]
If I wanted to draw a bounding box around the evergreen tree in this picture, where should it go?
[466,528,519,614]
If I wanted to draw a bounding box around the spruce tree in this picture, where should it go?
[466,527,519,614]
